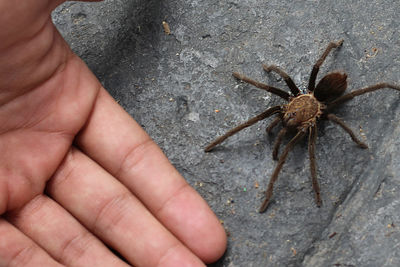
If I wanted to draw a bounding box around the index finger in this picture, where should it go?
[76,87,226,263]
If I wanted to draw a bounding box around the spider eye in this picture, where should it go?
[283,112,298,126]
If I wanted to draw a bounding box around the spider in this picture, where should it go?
[204,39,400,213]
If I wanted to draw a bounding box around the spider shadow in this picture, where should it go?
[207,136,270,158]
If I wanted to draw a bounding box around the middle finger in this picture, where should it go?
[46,147,205,267]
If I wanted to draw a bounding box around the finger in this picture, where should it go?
[47,147,206,267]
[0,218,61,266]
[75,88,227,263]
[6,195,128,267]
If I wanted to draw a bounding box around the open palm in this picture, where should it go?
[0,1,226,266]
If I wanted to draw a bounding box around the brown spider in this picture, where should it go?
[205,39,400,213]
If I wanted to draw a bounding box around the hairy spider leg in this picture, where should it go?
[266,116,282,133]
[326,113,368,148]
[259,130,306,213]
[308,125,321,207]
[308,39,344,92]
[327,83,400,110]
[272,127,287,160]
[204,106,281,152]
[263,64,301,96]
[232,72,290,100]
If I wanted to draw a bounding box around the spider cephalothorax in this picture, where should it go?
[282,94,323,128]
[205,40,400,212]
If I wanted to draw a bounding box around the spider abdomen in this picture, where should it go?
[283,94,322,128]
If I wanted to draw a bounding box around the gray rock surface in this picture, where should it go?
[53,1,400,266]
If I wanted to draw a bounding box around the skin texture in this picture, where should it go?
[0,1,226,266]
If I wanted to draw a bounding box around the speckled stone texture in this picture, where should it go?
[53,1,400,266]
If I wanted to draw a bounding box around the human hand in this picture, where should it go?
[0,1,226,266]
